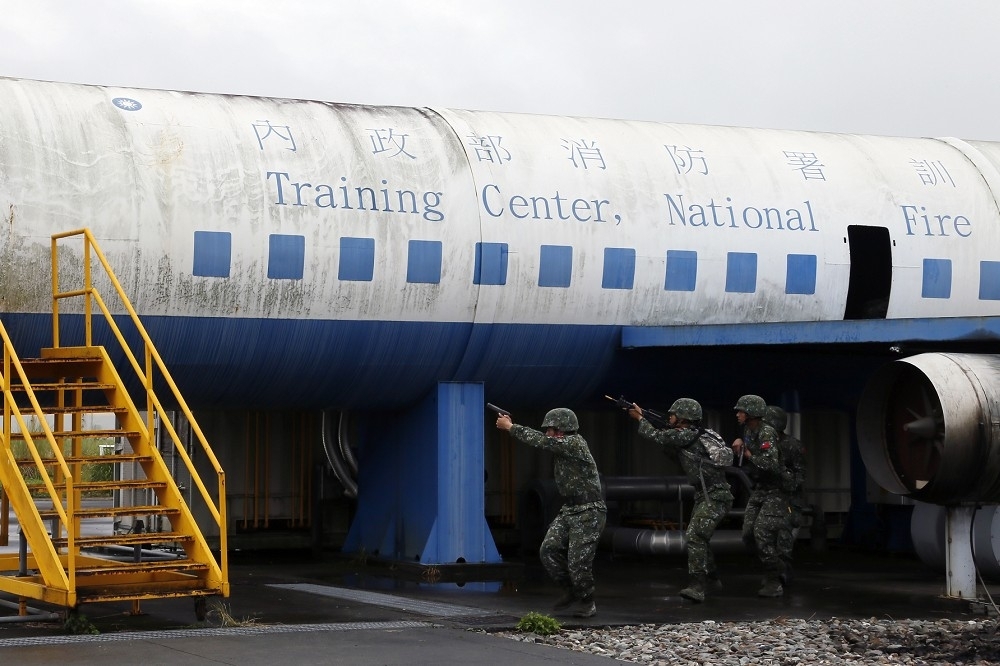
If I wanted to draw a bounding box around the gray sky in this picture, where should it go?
[3,1,1000,140]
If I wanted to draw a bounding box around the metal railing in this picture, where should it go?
[0,323,75,590]
[50,228,228,582]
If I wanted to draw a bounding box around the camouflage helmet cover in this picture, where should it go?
[733,394,767,418]
[765,405,788,431]
[541,408,579,432]
[668,398,703,422]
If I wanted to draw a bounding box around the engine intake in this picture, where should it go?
[857,352,1000,504]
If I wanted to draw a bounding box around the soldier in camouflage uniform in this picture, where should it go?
[627,398,734,603]
[496,408,606,618]
[766,405,807,585]
[731,394,789,597]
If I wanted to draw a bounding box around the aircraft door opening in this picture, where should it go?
[844,225,892,320]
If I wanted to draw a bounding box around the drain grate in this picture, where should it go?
[445,613,521,627]
[0,620,431,647]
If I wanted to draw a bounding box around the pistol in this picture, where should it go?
[486,402,511,417]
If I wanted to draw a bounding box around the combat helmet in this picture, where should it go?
[541,408,579,432]
[668,398,702,422]
[765,405,788,432]
[733,394,767,418]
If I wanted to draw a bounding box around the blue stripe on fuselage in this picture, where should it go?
[622,316,1000,347]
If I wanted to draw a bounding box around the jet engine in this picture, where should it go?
[857,352,1000,505]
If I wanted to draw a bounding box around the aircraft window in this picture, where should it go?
[786,254,817,295]
[602,248,635,289]
[664,250,697,292]
[539,245,572,287]
[339,237,375,281]
[921,259,952,299]
[267,234,305,280]
[406,240,443,284]
[725,252,758,293]
[192,230,232,278]
[981,261,1000,300]
[474,242,508,285]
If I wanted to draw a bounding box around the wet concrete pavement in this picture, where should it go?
[0,543,994,664]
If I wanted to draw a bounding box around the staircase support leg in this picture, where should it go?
[18,530,27,576]
[343,382,501,565]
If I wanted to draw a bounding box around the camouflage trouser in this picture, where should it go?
[742,490,791,573]
[776,494,806,564]
[540,503,607,599]
[687,487,734,575]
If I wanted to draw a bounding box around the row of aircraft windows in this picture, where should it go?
[192,231,1000,300]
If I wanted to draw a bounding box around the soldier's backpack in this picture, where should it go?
[698,428,733,467]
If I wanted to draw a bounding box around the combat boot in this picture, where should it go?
[757,573,784,597]
[552,588,575,611]
[573,594,597,618]
[707,570,724,590]
[679,573,707,602]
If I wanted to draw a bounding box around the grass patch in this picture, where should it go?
[515,611,562,635]
[205,599,259,627]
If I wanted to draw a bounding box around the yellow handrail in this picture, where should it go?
[0,325,75,591]
[49,228,227,580]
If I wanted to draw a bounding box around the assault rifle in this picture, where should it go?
[605,394,670,429]
[486,402,511,417]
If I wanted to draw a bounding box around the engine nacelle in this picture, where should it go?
[857,352,1000,504]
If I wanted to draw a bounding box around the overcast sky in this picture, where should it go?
[3,1,999,140]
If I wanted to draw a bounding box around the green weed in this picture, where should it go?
[515,611,562,635]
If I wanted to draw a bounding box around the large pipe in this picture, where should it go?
[602,476,694,502]
[604,527,749,556]
[0,598,61,623]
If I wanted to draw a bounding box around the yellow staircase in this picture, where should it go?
[0,228,228,613]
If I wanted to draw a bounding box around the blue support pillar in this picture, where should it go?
[343,382,501,565]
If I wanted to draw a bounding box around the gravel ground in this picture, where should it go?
[493,617,1000,665]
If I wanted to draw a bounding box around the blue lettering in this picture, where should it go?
[480,184,611,222]
[665,193,818,231]
[954,215,971,237]
[314,184,337,208]
[267,171,290,205]
[762,207,783,230]
[267,171,444,220]
[422,192,444,222]
[665,193,687,225]
[902,204,972,237]
[509,195,529,219]
[482,183,503,217]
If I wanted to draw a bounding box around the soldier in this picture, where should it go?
[732,394,789,597]
[766,405,807,585]
[496,408,606,618]
[627,398,734,602]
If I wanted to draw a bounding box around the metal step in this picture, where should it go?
[38,505,181,520]
[52,532,195,548]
